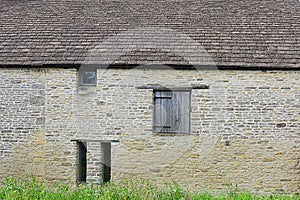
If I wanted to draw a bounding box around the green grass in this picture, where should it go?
[0,177,298,200]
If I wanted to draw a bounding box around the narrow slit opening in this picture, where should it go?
[101,142,111,183]
[77,141,87,183]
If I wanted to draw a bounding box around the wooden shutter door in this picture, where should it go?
[154,91,172,133]
[172,91,190,133]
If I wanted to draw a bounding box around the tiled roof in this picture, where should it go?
[0,0,299,68]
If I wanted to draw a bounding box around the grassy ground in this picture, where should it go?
[0,178,298,200]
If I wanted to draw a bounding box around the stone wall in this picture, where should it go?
[0,68,78,182]
[0,67,299,193]
[0,68,47,179]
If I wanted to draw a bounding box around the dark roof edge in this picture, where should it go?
[0,64,81,69]
[0,64,299,71]
[215,65,300,71]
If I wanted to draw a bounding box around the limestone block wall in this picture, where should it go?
[0,67,299,193]
[0,68,47,179]
[44,68,78,181]
[85,68,299,193]
[0,68,77,182]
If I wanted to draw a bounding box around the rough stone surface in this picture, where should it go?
[0,67,299,194]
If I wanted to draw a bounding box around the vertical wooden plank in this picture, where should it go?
[178,91,183,133]
[180,91,190,133]
[172,91,179,133]
[166,97,172,132]
[166,91,172,133]
[162,96,168,132]
[154,92,160,132]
